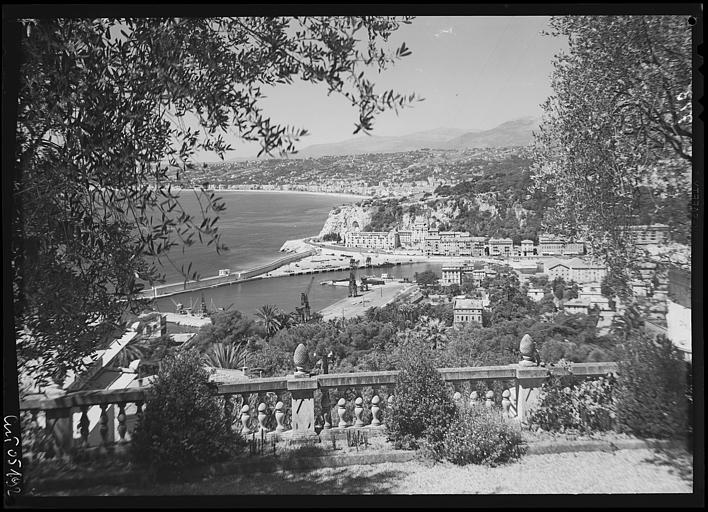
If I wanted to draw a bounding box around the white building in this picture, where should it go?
[453,298,484,326]
[345,230,400,251]
[545,258,607,284]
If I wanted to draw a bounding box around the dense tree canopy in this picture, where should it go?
[531,16,693,295]
[11,16,419,384]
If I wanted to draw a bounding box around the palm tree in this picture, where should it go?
[256,304,282,339]
[114,339,150,368]
[203,342,249,369]
[277,311,295,330]
[422,317,448,350]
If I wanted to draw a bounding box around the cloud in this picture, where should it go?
[434,26,455,38]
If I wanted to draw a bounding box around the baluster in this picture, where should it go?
[99,404,109,449]
[79,405,90,449]
[501,389,512,418]
[322,390,332,430]
[485,390,494,409]
[337,397,347,428]
[117,402,127,444]
[470,390,479,407]
[370,395,381,427]
[240,404,251,436]
[257,403,269,432]
[354,397,364,427]
[274,401,286,432]
[135,400,144,422]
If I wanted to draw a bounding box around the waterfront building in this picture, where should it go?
[410,218,429,248]
[471,237,486,257]
[521,239,536,257]
[398,230,413,246]
[424,230,441,255]
[345,230,400,251]
[440,231,472,256]
[453,298,484,326]
[488,237,514,257]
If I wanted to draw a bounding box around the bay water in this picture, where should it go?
[150,191,441,317]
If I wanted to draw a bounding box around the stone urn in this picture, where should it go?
[293,343,309,376]
[519,333,537,366]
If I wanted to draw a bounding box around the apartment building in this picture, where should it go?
[345,231,400,251]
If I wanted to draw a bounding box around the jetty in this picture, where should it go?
[140,249,316,299]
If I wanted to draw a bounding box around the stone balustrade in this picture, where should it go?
[19,362,618,460]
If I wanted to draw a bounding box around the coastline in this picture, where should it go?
[145,234,547,300]
[190,188,373,200]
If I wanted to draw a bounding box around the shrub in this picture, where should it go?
[386,342,456,454]
[20,412,52,464]
[443,407,525,466]
[529,377,581,432]
[529,360,616,433]
[130,350,241,477]
[615,334,690,439]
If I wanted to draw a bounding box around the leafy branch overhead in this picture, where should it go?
[13,16,419,385]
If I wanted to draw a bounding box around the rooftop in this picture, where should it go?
[454,298,484,310]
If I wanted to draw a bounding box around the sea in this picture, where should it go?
[150,191,442,317]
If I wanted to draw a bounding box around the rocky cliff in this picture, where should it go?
[317,193,530,238]
[318,204,375,238]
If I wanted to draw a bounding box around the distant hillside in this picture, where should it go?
[296,127,474,158]
[295,118,538,157]
[441,117,539,150]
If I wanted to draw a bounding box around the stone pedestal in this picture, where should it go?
[286,375,320,444]
[515,367,549,424]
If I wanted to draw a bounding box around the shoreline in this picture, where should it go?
[146,235,556,300]
[182,188,373,201]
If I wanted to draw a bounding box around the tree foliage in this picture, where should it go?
[531,16,693,294]
[130,350,239,475]
[414,270,438,287]
[190,309,257,353]
[12,16,419,383]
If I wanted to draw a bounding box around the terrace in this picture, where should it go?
[20,356,616,462]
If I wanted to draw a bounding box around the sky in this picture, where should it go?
[200,16,569,160]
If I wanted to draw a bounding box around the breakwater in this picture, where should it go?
[141,249,317,299]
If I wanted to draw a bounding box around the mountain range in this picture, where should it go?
[293,116,539,158]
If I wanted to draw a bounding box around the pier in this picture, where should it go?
[140,249,316,299]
